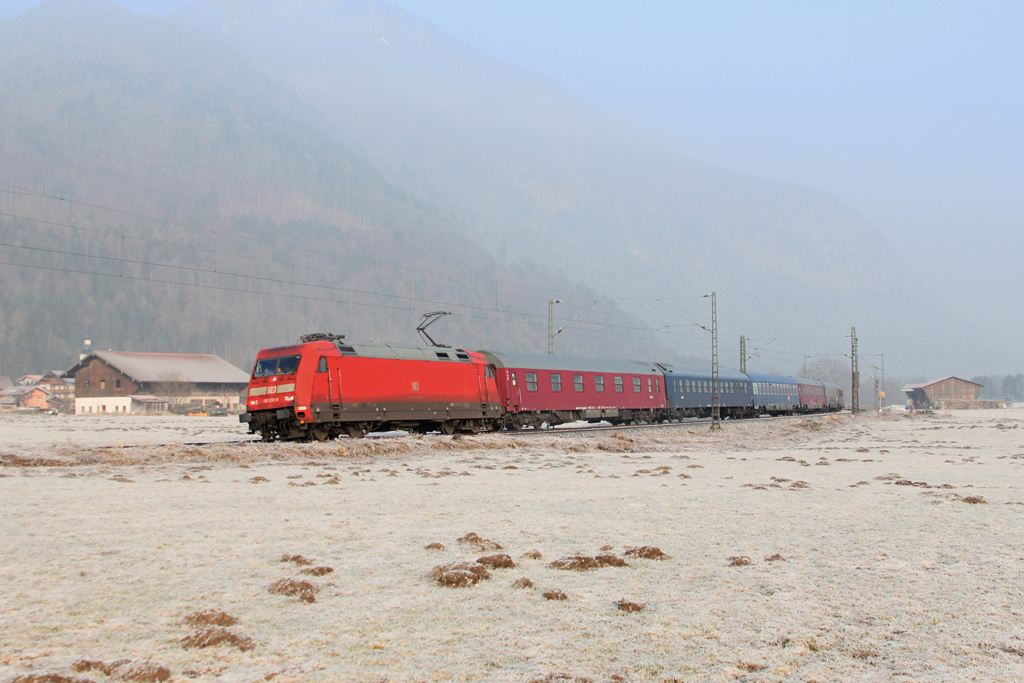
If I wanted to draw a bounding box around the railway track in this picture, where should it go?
[95,411,844,450]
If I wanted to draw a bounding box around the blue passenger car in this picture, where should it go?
[746,373,799,415]
[659,364,754,418]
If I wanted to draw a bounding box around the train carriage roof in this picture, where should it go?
[658,363,749,381]
[479,350,660,375]
[745,373,799,384]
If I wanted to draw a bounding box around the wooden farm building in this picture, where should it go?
[65,351,249,415]
[902,377,985,409]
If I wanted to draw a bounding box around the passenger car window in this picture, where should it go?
[525,372,538,391]
[550,373,562,392]
[633,377,641,392]
[574,375,584,392]
[595,375,605,392]
[614,376,623,392]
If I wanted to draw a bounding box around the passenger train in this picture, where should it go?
[240,333,843,440]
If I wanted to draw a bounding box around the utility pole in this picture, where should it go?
[879,353,885,411]
[709,292,721,431]
[851,326,859,415]
[547,299,562,354]
[739,335,746,373]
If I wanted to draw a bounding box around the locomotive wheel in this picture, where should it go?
[463,422,481,435]
[309,425,329,441]
[345,424,365,439]
[440,421,456,435]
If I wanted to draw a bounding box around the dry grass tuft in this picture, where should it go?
[477,553,515,569]
[549,555,599,571]
[266,578,318,602]
[179,626,255,651]
[614,599,645,613]
[875,472,903,481]
[280,554,313,565]
[595,553,628,567]
[248,476,269,484]
[542,589,568,601]
[521,549,543,559]
[962,496,988,504]
[300,566,334,576]
[728,556,752,566]
[623,546,669,560]
[9,673,98,683]
[765,553,785,562]
[512,577,535,589]
[183,608,239,628]
[109,661,172,682]
[430,561,491,587]
[456,532,502,551]
[424,542,445,550]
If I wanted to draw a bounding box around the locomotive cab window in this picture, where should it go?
[525,372,538,391]
[551,373,562,392]
[485,365,495,379]
[317,357,327,373]
[254,354,301,377]
[595,375,605,392]
[574,375,584,392]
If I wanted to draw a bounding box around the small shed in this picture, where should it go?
[902,377,983,409]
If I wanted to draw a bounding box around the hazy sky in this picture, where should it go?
[4,0,1022,291]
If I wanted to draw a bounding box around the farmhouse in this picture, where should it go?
[902,376,988,409]
[65,351,249,414]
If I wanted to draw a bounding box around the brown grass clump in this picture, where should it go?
[280,554,313,565]
[595,553,628,567]
[108,661,172,682]
[183,609,238,628]
[875,472,903,481]
[788,481,810,489]
[599,545,614,551]
[513,577,535,589]
[267,578,318,603]
[614,599,645,613]
[300,566,334,576]
[623,546,669,560]
[430,561,491,587]
[424,542,445,550]
[549,555,599,571]
[522,549,543,559]
[543,589,568,601]
[248,476,269,483]
[72,660,121,675]
[477,553,516,569]
[962,496,988,504]
[765,554,785,562]
[728,556,752,566]
[9,674,97,683]
[179,626,255,651]
[456,532,502,551]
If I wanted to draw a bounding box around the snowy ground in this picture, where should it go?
[2,410,1024,682]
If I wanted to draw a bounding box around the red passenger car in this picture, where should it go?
[797,379,827,412]
[242,334,501,440]
[478,350,667,429]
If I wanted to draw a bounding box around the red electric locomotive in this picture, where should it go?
[479,350,667,429]
[241,334,502,440]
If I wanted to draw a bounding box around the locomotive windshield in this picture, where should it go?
[254,354,301,378]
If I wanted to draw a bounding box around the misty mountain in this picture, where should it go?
[0,0,677,377]
[172,0,972,376]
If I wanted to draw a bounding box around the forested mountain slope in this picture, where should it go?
[173,0,963,374]
[0,0,674,377]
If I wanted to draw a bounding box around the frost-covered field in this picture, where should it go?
[2,410,1024,683]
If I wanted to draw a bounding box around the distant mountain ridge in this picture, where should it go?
[0,0,677,377]
[173,0,951,370]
